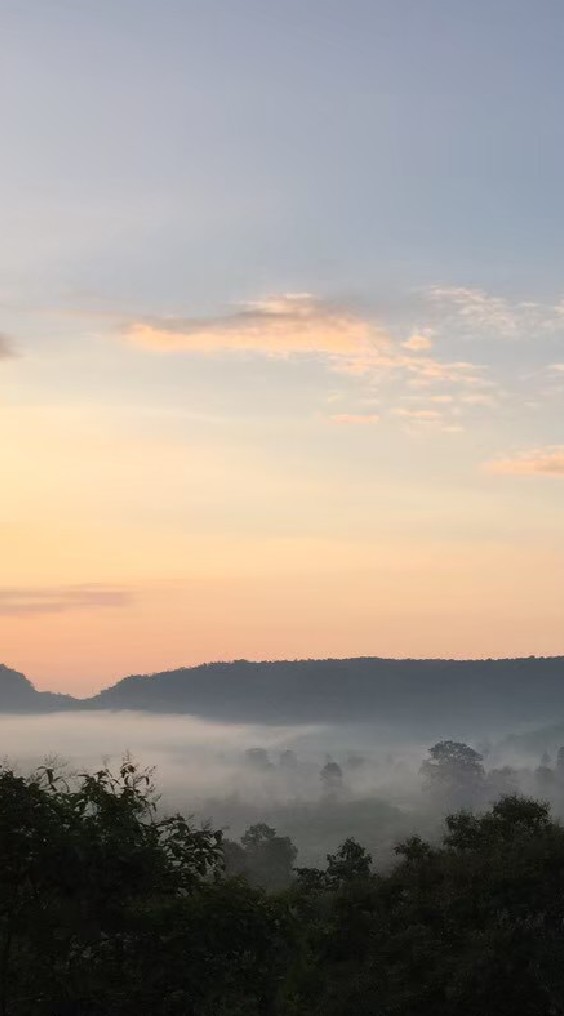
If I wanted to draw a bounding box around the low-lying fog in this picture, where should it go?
[2,711,563,867]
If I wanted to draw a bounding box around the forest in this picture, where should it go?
[3,741,564,1014]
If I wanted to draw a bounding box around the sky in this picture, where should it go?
[1,0,564,695]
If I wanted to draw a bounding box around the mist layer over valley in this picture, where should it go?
[4,702,564,870]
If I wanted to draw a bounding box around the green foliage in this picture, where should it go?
[326,837,372,884]
[295,836,373,892]
[91,881,292,1015]
[0,760,276,1015]
[287,795,564,1016]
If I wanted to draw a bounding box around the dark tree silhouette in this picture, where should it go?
[420,739,485,808]
[225,823,298,891]
[327,837,372,884]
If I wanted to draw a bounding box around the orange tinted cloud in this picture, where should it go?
[124,293,494,411]
[328,413,380,425]
[126,294,388,357]
[402,332,434,351]
[486,446,564,477]
[394,408,442,420]
[0,585,131,617]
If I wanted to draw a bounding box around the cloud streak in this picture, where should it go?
[125,295,487,388]
[428,286,564,339]
[486,447,564,478]
[0,585,132,617]
[125,294,386,358]
[328,413,380,425]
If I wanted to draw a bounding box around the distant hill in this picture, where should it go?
[86,656,564,737]
[3,657,564,738]
[0,664,75,712]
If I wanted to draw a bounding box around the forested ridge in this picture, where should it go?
[3,657,564,736]
[4,742,564,1014]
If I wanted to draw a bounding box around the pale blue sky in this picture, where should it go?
[2,0,564,310]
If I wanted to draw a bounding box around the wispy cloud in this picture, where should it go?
[394,408,442,421]
[460,393,499,406]
[391,406,464,433]
[0,585,132,617]
[485,447,564,477]
[402,331,434,351]
[328,413,380,425]
[428,286,564,339]
[330,345,490,395]
[122,293,499,394]
[428,286,520,336]
[122,291,504,433]
[125,294,387,358]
